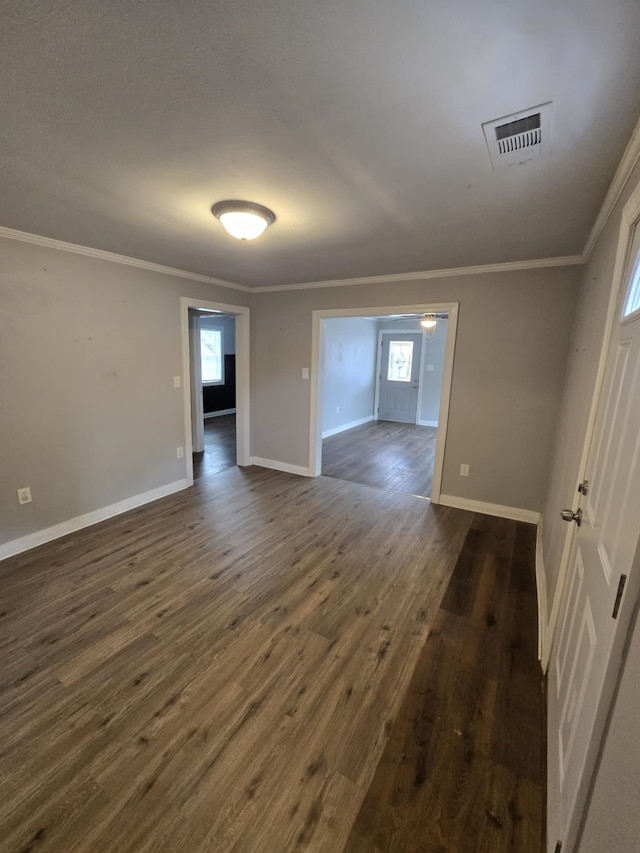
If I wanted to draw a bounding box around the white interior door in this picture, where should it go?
[378,333,422,423]
[547,228,640,852]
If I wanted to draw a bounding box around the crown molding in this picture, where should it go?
[254,255,583,293]
[0,226,251,293]
[582,114,640,262]
[3,117,640,293]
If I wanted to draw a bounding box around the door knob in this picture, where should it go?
[561,507,582,527]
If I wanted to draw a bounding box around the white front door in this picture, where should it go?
[547,228,640,852]
[378,333,422,423]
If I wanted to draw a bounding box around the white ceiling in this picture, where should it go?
[2,0,640,288]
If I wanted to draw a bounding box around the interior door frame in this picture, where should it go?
[309,302,458,504]
[546,178,640,851]
[180,297,251,486]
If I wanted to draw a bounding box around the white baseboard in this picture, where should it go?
[204,408,236,419]
[439,494,541,524]
[0,479,189,562]
[250,457,312,477]
[418,419,439,427]
[536,520,548,668]
[322,415,374,439]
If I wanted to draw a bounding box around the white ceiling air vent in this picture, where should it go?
[482,102,552,170]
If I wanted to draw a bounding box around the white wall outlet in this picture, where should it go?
[336,405,340,414]
[302,367,310,379]
[176,446,184,458]
[173,376,181,388]
[427,364,435,372]
[460,464,470,477]
[17,487,32,505]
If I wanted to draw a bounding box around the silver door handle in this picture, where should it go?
[561,508,582,527]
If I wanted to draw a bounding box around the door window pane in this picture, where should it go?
[622,250,640,319]
[387,341,413,382]
[201,328,223,383]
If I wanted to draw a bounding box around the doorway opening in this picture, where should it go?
[192,311,237,481]
[180,297,250,487]
[310,304,458,502]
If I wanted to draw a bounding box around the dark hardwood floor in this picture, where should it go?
[322,420,437,498]
[193,414,237,480]
[0,467,544,852]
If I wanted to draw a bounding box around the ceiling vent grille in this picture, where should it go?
[482,102,552,169]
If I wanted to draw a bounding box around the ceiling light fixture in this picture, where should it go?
[420,314,437,330]
[421,314,438,340]
[211,200,276,241]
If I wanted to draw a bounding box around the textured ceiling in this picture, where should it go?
[2,0,640,288]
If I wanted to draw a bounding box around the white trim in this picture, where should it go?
[204,408,237,419]
[439,494,540,524]
[0,225,585,297]
[257,255,583,293]
[430,304,457,504]
[0,480,188,562]
[322,415,374,439]
[250,457,311,477]
[418,419,439,427]
[536,519,548,666]
[0,225,251,292]
[582,114,640,262]
[180,298,251,486]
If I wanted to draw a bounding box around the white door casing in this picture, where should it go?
[547,201,640,852]
[309,304,458,504]
[180,297,251,485]
[378,333,423,424]
[188,311,205,454]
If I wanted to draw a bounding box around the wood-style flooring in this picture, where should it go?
[322,420,437,498]
[193,415,237,480]
[0,466,544,852]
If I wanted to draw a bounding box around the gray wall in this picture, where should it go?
[419,318,447,425]
[0,238,248,549]
[322,317,377,436]
[252,266,580,511]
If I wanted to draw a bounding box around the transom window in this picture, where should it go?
[201,328,224,384]
[387,340,414,382]
[622,249,640,319]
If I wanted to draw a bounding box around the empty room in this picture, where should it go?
[2,2,640,852]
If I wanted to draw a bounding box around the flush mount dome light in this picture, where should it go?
[420,314,437,330]
[211,200,276,241]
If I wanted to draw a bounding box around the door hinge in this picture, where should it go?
[554,843,562,853]
[612,574,627,619]
[578,479,589,496]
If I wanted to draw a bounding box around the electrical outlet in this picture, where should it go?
[173,375,181,389]
[460,464,470,477]
[176,446,184,459]
[17,487,32,505]
[302,367,310,379]
[336,405,340,414]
